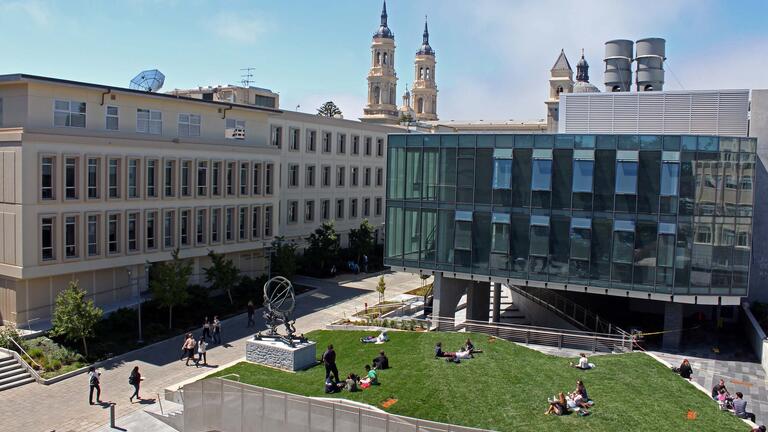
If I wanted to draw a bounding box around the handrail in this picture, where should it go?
[6,336,44,371]
[0,346,42,383]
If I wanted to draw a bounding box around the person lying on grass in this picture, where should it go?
[545,392,568,416]
[361,330,389,344]
[360,365,378,388]
[570,353,595,369]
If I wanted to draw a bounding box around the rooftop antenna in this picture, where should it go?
[240,67,255,88]
[129,69,165,92]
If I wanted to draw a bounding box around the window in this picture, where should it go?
[65,215,78,258]
[350,198,358,218]
[225,207,234,241]
[180,161,192,196]
[211,208,221,243]
[108,158,121,198]
[740,175,753,190]
[306,130,317,152]
[694,224,712,244]
[54,100,86,128]
[336,199,345,219]
[306,165,316,187]
[724,175,738,189]
[529,216,550,256]
[337,133,346,154]
[127,212,139,252]
[660,162,680,196]
[351,167,359,187]
[615,152,639,194]
[363,198,370,217]
[225,118,246,140]
[87,214,100,256]
[163,210,176,248]
[252,163,261,195]
[146,211,157,250]
[376,168,383,187]
[531,155,552,191]
[107,213,120,254]
[336,166,345,187]
[180,210,190,246]
[226,162,235,195]
[572,159,594,193]
[289,128,300,151]
[196,209,206,244]
[238,207,248,240]
[612,220,635,263]
[288,164,299,188]
[212,161,222,196]
[569,218,591,260]
[737,230,750,247]
[106,106,119,130]
[41,216,55,261]
[164,160,176,197]
[251,206,261,239]
[146,159,158,198]
[352,135,360,155]
[491,213,510,254]
[492,149,513,189]
[364,167,371,187]
[321,200,330,220]
[87,157,100,199]
[305,200,315,222]
[322,132,332,153]
[178,113,201,137]
[137,109,162,134]
[365,137,372,156]
[288,201,298,224]
[64,157,79,199]
[375,197,382,216]
[197,161,208,196]
[322,166,331,187]
[127,158,139,198]
[238,162,248,195]
[264,206,273,237]
[454,211,473,250]
[265,163,274,195]
[271,126,282,148]
[376,138,384,157]
[41,156,55,200]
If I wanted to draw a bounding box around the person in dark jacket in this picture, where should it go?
[373,351,389,370]
[677,359,693,379]
[129,366,142,403]
[711,378,729,399]
[246,301,255,327]
[88,366,101,405]
[322,344,340,383]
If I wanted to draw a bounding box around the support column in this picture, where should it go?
[466,281,491,323]
[431,274,465,331]
[662,302,684,350]
[491,282,501,323]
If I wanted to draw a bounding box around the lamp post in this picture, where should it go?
[127,267,142,344]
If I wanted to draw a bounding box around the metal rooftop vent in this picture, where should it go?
[129,69,165,92]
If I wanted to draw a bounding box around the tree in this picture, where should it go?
[305,221,340,274]
[50,280,103,357]
[317,101,342,118]
[349,219,375,265]
[271,237,299,280]
[376,276,387,304]
[204,250,241,304]
[399,112,414,124]
[150,248,193,329]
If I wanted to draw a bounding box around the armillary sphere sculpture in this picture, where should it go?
[255,276,307,346]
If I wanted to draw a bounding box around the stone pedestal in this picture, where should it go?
[246,339,317,371]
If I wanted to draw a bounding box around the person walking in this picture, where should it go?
[180,333,192,360]
[202,317,211,341]
[129,366,142,403]
[212,316,221,344]
[322,344,340,383]
[197,336,208,367]
[185,335,198,366]
[247,301,255,328]
[88,366,101,405]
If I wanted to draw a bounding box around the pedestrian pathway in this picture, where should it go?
[0,271,424,432]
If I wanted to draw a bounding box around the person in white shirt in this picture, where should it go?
[571,353,594,369]
[197,337,208,367]
[88,367,101,405]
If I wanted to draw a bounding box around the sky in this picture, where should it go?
[1,0,767,121]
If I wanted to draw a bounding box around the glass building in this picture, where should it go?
[385,134,755,301]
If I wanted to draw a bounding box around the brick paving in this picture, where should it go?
[0,271,424,432]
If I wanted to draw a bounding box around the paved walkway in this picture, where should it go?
[0,271,425,432]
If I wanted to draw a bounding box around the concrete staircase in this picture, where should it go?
[0,354,35,391]
[491,283,531,325]
[146,400,184,431]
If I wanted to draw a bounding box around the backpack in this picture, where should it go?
[89,373,99,386]
[129,374,137,385]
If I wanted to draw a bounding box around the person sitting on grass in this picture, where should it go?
[464,338,483,354]
[454,347,473,360]
[733,392,756,423]
[435,342,455,359]
[361,330,389,344]
[716,388,733,410]
[373,350,389,370]
[324,376,340,394]
[575,380,589,401]
[570,353,594,370]
[674,359,693,379]
[711,379,729,400]
[545,392,568,416]
[344,373,359,392]
[566,392,592,415]
[360,365,378,388]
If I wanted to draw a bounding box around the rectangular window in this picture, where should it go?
[306,130,317,152]
[289,128,300,151]
[164,160,176,197]
[363,198,370,217]
[225,118,246,140]
[569,218,591,260]
[87,214,100,256]
[531,154,552,191]
[305,200,315,222]
[264,205,273,237]
[615,151,639,194]
[108,158,121,198]
[41,216,55,261]
[146,211,157,250]
[146,159,158,197]
[492,149,513,189]
[288,201,298,224]
[197,161,208,196]
[336,199,345,219]
[491,213,510,254]
[127,212,139,252]
[212,161,222,196]
[180,160,192,196]
[106,106,119,130]
[288,164,299,188]
[352,135,360,155]
[336,166,345,187]
[107,213,120,254]
[54,100,86,128]
[265,163,274,195]
[64,156,79,200]
[322,166,331,187]
[87,157,100,199]
[137,108,162,134]
[740,175,753,190]
[376,168,383,187]
[318,199,329,220]
[572,158,594,193]
[196,209,206,244]
[306,165,316,187]
[252,163,261,195]
[225,162,235,195]
[454,211,473,250]
[238,207,248,240]
[41,156,55,200]
[251,207,261,239]
[529,216,550,257]
[375,197,382,216]
[376,138,384,157]
[350,198,358,218]
[65,215,78,258]
[351,166,359,187]
[239,162,249,195]
[365,137,372,156]
[271,126,282,148]
[163,210,175,248]
[612,220,635,263]
[178,113,201,137]
[364,167,371,187]
[337,133,346,154]
[660,162,680,196]
[127,158,139,198]
[211,208,221,243]
[225,207,234,241]
[322,132,332,153]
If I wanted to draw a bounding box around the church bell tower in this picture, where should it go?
[361,1,399,124]
[411,16,438,121]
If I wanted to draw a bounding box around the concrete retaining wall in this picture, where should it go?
[742,302,768,375]
[505,285,579,331]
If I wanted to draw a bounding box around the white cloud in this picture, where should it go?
[0,0,51,26]
[210,11,269,44]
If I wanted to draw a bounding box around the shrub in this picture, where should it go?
[0,327,25,352]
[27,347,44,359]
[49,359,62,370]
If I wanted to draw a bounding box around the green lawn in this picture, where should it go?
[210,330,748,432]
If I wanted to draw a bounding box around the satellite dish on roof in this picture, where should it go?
[129,69,165,92]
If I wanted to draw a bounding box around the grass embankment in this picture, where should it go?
[211,330,748,432]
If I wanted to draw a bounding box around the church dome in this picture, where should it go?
[573,81,600,93]
[573,49,599,93]
[373,1,394,39]
[416,18,434,55]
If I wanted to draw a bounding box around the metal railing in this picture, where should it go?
[6,335,44,371]
[0,345,42,384]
